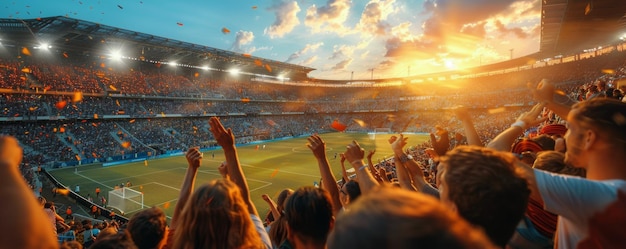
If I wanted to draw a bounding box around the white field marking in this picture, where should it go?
[74,167,187,188]
[291,147,333,153]
[149,181,182,191]
[200,159,320,178]
[74,171,116,190]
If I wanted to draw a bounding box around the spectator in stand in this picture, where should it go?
[127,207,168,249]
[281,186,334,249]
[437,146,530,247]
[327,187,497,249]
[0,136,58,248]
[168,117,271,249]
[89,231,138,249]
[264,189,294,247]
[495,80,626,248]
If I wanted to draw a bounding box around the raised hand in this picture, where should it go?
[185,147,202,169]
[515,103,548,130]
[261,194,271,203]
[390,134,408,153]
[340,153,346,164]
[530,79,555,104]
[306,135,327,160]
[430,126,450,157]
[344,140,365,169]
[0,136,23,167]
[208,117,234,149]
[367,149,376,160]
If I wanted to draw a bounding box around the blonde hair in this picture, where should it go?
[171,179,264,249]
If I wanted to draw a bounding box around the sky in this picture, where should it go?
[1,0,541,80]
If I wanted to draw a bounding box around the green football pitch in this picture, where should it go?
[49,132,429,221]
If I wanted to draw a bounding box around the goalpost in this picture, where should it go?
[108,187,144,215]
[369,128,393,140]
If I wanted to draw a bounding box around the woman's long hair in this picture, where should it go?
[171,179,263,249]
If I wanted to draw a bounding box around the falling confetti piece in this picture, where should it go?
[161,112,165,117]
[92,152,97,158]
[194,72,199,77]
[331,120,347,132]
[163,202,171,209]
[270,168,279,178]
[117,4,124,9]
[100,63,106,68]
[129,119,136,123]
[554,90,567,96]
[56,188,70,196]
[254,59,263,66]
[264,64,272,72]
[121,141,131,148]
[94,113,99,119]
[221,27,231,34]
[72,92,83,102]
[115,99,120,106]
[241,98,250,103]
[21,47,31,56]
[21,67,32,73]
[63,52,69,58]
[144,160,148,166]
[55,100,68,110]
[252,6,258,9]
[352,118,366,127]
[601,69,615,74]
[28,106,38,111]
[36,17,42,21]
[488,107,506,114]
[75,155,81,161]
[109,85,118,91]
[60,127,66,133]
[176,22,184,26]
[92,122,98,127]
[243,53,251,58]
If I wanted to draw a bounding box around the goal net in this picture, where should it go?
[369,128,393,140]
[108,187,144,215]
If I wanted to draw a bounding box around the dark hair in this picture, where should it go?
[531,134,555,151]
[127,207,167,249]
[440,146,530,247]
[283,186,333,246]
[344,180,361,202]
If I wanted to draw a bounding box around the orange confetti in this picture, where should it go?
[59,127,66,133]
[115,99,120,106]
[100,63,106,68]
[264,64,272,72]
[254,59,263,66]
[55,100,68,110]
[241,98,250,103]
[163,202,171,209]
[252,6,258,9]
[94,113,99,119]
[28,106,38,111]
[270,168,279,178]
[36,17,42,21]
[62,52,69,58]
[75,155,81,161]
[487,107,506,114]
[109,85,118,91]
[144,160,148,166]
[92,122,98,127]
[121,141,131,148]
[92,152,97,158]
[331,120,347,132]
[72,92,83,102]
[602,69,615,74]
[243,53,251,58]
[21,67,32,73]
[352,118,366,127]
[21,47,31,56]
[194,72,199,77]
[555,90,567,96]
[129,119,136,123]
[56,188,70,196]
[221,27,231,34]
[176,22,184,26]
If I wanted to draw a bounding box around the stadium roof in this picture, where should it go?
[0,16,315,81]
[540,0,626,57]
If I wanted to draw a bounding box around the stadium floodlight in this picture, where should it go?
[201,66,209,70]
[277,75,284,81]
[229,68,240,75]
[110,50,123,61]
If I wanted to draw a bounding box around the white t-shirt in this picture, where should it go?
[534,169,626,248]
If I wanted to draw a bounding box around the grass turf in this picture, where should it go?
[48,132,429,221]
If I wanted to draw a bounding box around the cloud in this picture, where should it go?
[265,0,301,39]
[493,20,527,39]
[285,42,324,62]
[331,58,353,71]
[356,0,396,36]
[328,44,355,60]
[301,55,318,66]
[231,30,255,53]
[305,0,351,33]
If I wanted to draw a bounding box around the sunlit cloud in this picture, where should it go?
[231,30,255,53]
[286,42,324,62]
[356,0,397,37]
[301,55,319,66]
[331,58,353,71]
[265,0,301,38]
[329,44,355,60]
[305,0,352,34]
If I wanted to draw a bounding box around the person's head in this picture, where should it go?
[327,187,497,249]
[339,180,361,207]
[90,231,138,249]
[268,188,294,247]
[437,146,530,247]
[276,188,294,213]
[532,134,555,151]
[171,179,263,249]
[127,207,167,249]
[284,186,334,248]
[533,150,586,177]
[565,98,626,169]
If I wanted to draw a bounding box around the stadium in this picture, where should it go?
[2,0,626,248]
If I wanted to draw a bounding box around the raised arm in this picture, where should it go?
[261,194,280,221]
[430,126,451,157]
[530,79,575,119]
[487,103,546,152]
[0,136,58,249]
[339,153,349,183]
[208,117,259,216]
[391,134,429,191]
[170,147,202,230]
[307,135,342,214]
[455,106,482,146]
[344,140,379,194]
